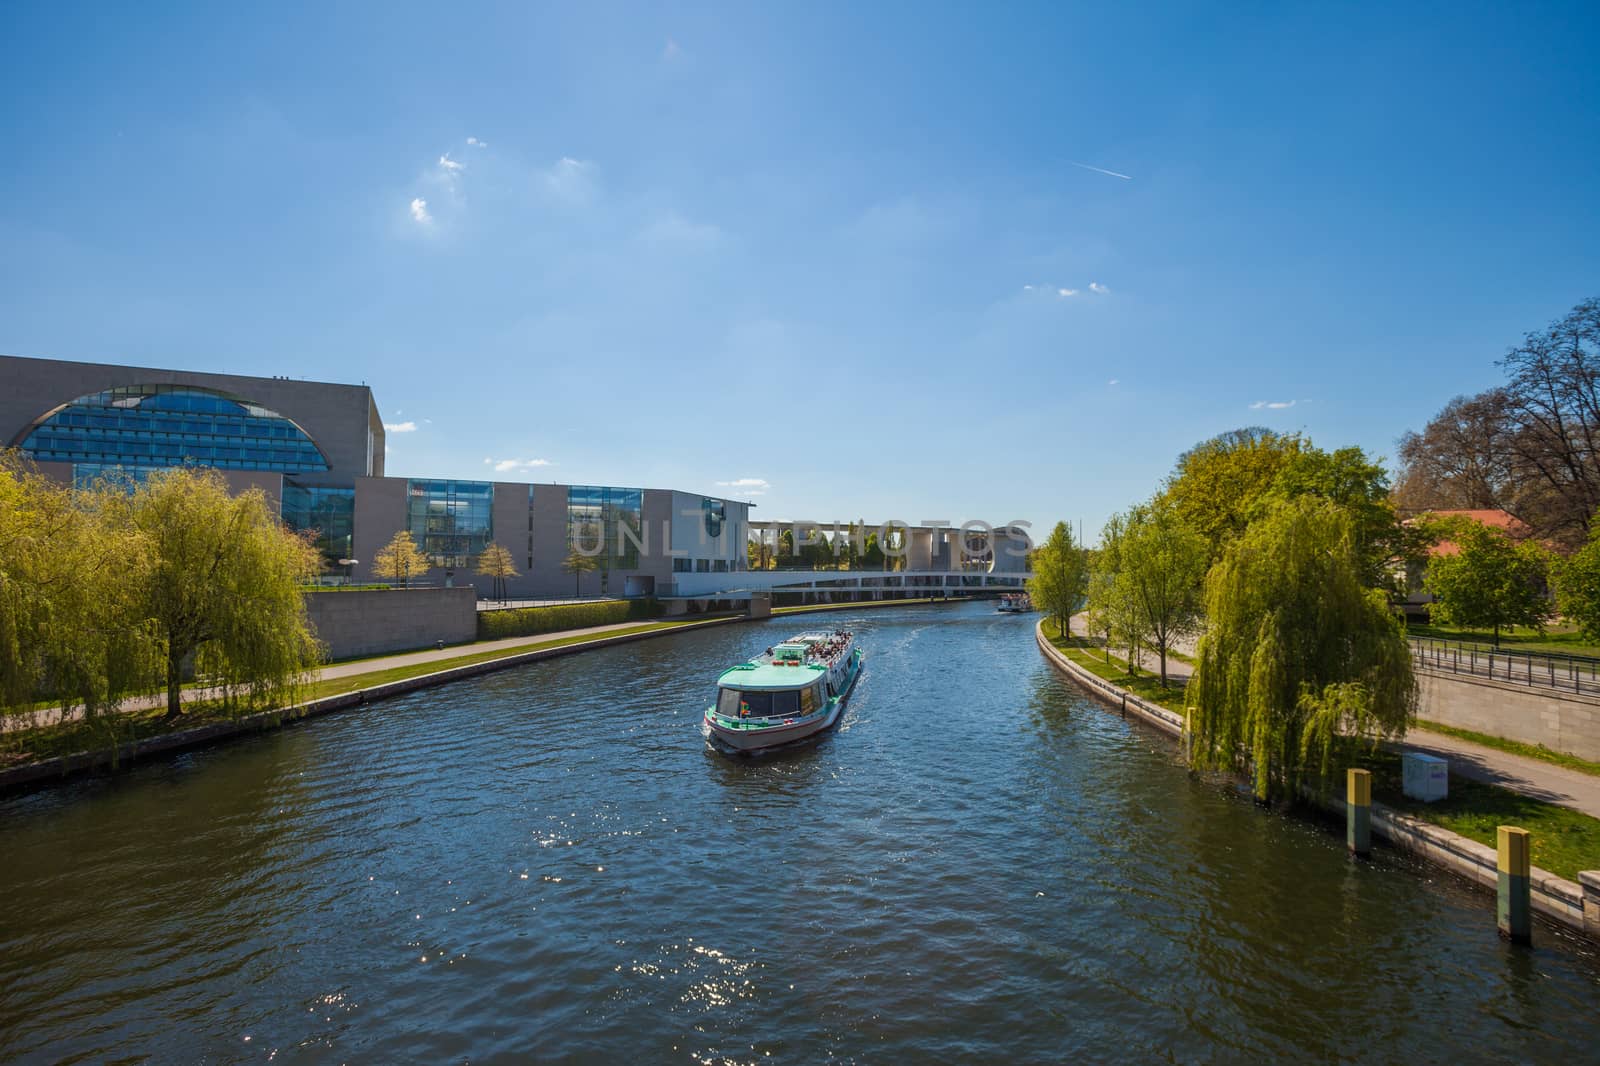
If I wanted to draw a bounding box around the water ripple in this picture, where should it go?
[1,604,1598,1063]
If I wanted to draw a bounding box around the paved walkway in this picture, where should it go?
[1062,613,1600,818]
[1397,729,1600,819]
[3,617,704,735]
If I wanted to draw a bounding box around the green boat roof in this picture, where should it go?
[717,662,827,690]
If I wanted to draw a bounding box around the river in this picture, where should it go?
[1,601,1597,1062]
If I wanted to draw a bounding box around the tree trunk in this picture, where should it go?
[1493,622,1500,648]
[165,646,183,718]
[1159,644,1168,689]
[1058,616,1066,639]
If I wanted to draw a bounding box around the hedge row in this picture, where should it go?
[476,598,663,641]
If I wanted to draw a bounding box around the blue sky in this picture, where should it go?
[2,2,1598,541]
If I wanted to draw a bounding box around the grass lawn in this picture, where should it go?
[1347,746,1600,881]
[0,617,722,769]
[1414,719,1600,779]
[1407,621,1600,660]
[1039,628,1190,715]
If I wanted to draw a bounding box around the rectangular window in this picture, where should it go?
[737,690,772,717]
[405,479,494,568]
[772,690,800,716]
[567,485,644,572]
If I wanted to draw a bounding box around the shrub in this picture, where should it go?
[476,598,662,640]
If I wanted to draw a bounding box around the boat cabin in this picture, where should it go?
[714,680,824,721]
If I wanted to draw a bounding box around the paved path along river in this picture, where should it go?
[2,602,1598,1062]
[1067,612,1600,819]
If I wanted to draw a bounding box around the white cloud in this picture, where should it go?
[1058,288,1079,297]
[466,136,487,148]
[1108,379,1120,386]
[716,477,770,496]
[409,197,432,224]
[1090,282,1109,294]
[542,157,595,203]
[484,457,554,474]
[641,211,721,245]
[1022,284,1034,291]
[383,421,417,433]
[438,153,463,174]
[1249,400,1297,410]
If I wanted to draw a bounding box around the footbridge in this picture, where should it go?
[658,567,1032,608]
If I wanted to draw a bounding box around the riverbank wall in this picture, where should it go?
[0,615,744,795]
[1033,622,1598,940]
[304,586,478,660]
[1415,668,1600,763]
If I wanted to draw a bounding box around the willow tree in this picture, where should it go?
[0,453,157,716]
[125,468,323,718]
[1028,521,1088,637]
[476,542,520,601]
[1188,497,1415,801]
[373,530,430,588]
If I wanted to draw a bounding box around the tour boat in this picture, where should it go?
[704,630,864,753]
[997,593,1033,613]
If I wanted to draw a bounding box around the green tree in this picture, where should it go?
[373,529,430,589]
[1160,427,1304,561]
[1028,521,1088,638]
[0,453,157,716]
[476,542,520,601]
[1421,516,1555,644]
[563,547,600,597]
[1116,502,1208,687]
[1086,512,1148,670]
[1188,497,1416,802]
[862,531,885,569]
[124,468,323,719]
[1556,516,1600,640]
[1256,445,1407,589]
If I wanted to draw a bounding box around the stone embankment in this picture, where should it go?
[1034,621,1600,941]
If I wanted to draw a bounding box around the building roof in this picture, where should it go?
[1412,509,1535,557]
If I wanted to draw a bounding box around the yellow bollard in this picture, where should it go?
[1347,769,1371,856]
[1497,826,1531,945]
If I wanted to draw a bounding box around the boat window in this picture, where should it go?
[737,690,773,717]
[772,690,800,716]
[800,685,817,714]
[716,688,742,716]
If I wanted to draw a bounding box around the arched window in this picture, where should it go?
[14,384,330,474]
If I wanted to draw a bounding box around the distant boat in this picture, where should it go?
[704,630,864,753]
[997,593,1033,613]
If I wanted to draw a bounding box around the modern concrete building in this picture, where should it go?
[1,353,750,598]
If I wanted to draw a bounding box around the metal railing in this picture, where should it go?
[1408,637,1600,697]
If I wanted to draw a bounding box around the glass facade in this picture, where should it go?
[19,384,330,474]
[406,479,494,568]
[703,498,725,539]
[567,486,644,572]
[281,483,356,570]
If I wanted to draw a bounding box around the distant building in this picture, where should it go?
[1398,508,1539,618]
[1,353,749,598]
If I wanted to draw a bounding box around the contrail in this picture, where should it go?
[1070,161,1133,181]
